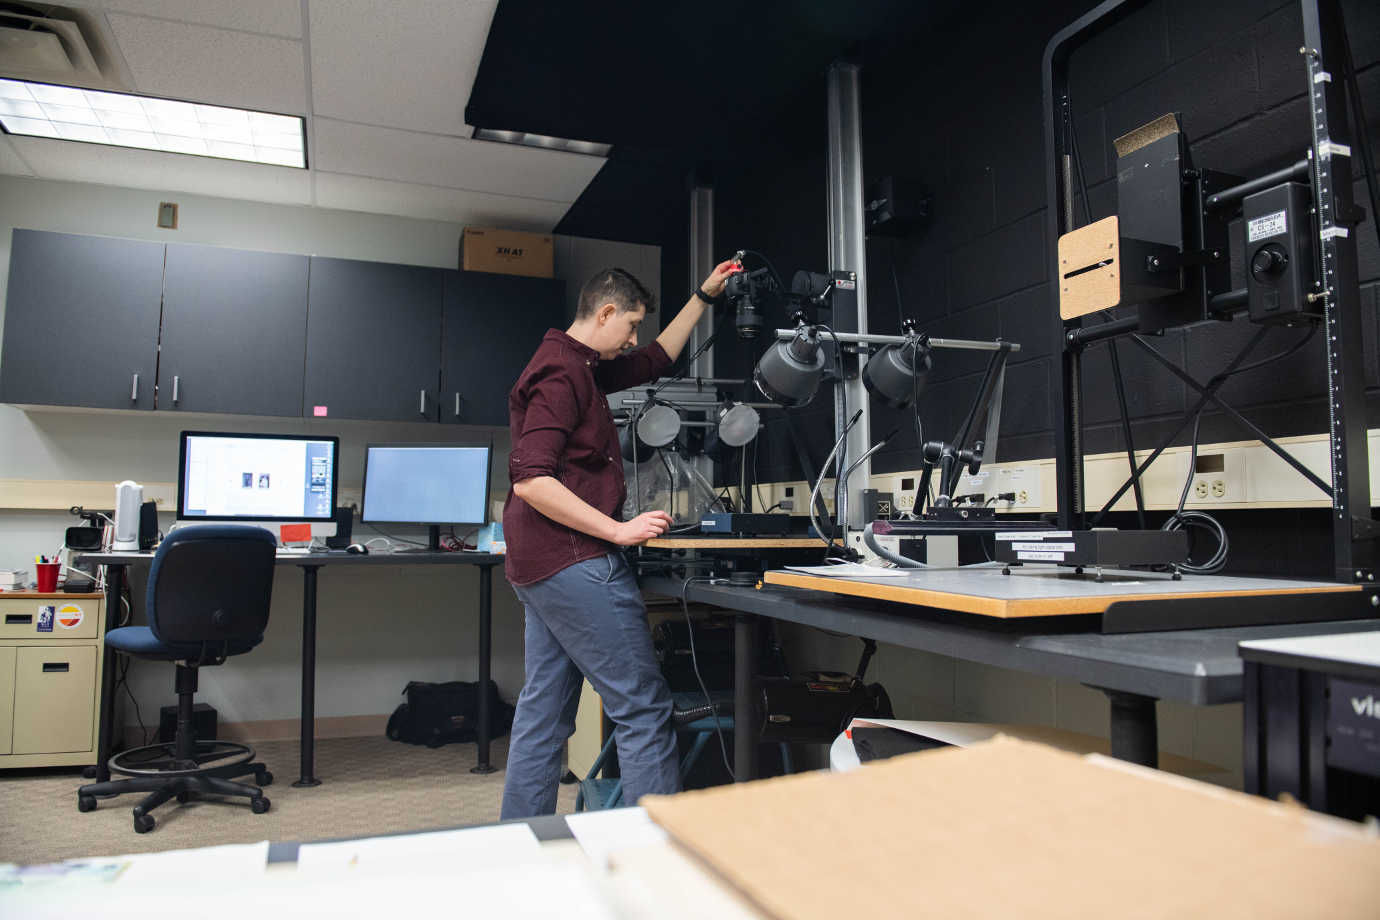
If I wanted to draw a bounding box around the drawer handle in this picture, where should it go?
[419,389,428,415]
[6,614,32,624]
[455,392,461,418]
[131,373,139,401]
[173,375,181,404]
[42,662,70,673]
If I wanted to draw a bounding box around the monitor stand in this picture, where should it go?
[393,525,443,554]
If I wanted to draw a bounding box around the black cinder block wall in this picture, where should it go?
[685,0,1380,573]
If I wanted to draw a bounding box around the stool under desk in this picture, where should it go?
[84,550,505,787]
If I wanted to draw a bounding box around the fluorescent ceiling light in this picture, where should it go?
[473,127,610,157]
[0,79,306,168]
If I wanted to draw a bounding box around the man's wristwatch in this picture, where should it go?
[694,287,720,305]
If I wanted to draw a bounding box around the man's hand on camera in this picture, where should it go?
[700,258,742,299]
[612,510,674,546]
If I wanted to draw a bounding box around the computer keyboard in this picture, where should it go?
[275,546,312,556]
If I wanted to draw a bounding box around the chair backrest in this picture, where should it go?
[146,525,277,649]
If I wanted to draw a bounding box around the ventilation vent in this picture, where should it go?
[0,3,107,85]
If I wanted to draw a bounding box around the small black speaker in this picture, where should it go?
[138,500,159,550]
[325,505,354,549]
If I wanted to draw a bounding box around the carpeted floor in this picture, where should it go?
[0,736,576,866]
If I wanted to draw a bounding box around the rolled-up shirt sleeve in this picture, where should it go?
[509,367,579,484]
[594,341,673,393]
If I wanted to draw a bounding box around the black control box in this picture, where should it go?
[1245,182,1318,325]
[699,513,791,536]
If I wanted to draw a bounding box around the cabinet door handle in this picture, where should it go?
[454,392,461,419]
[172,375,181,404]
[42,662,70,673]
[130,373,139,401]
[419,389,428,416]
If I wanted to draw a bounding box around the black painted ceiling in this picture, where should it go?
[466,0,963,244]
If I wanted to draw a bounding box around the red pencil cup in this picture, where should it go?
[35,562,59,593]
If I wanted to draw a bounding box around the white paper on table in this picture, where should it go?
[847,718,1010,747]
[1,858,619,920]
[295,823,540,873]
[781,563,916,578]
[116,841,269,884]
[565,807,668,868]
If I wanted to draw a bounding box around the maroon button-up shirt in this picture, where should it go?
[503,329,673,586]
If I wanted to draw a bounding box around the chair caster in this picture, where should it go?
[251,795,270,815]
[82,765,98,780]
[256,770,273,787]
[78,794,97,813]
[176,790,191,803]
[134,813,155,834]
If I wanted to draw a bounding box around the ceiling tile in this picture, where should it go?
[309,0,496,134]
[312,118,604,202]
[13,135,312,205]
[102,0,303,38]
[0,134,35,175]
[314,171,568,229]
[107,14,307,113]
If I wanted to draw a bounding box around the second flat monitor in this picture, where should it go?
[361,443,491,551]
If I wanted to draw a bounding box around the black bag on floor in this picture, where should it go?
[386,679,514,748]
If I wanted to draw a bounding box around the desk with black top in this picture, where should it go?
[84,549,505,788]
[640,570,1380,776]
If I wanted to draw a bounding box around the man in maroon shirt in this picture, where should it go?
[500,260,738,818]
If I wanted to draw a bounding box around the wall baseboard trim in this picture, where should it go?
[123,713,389,745]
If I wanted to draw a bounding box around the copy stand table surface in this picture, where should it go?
[640,573,1380,774]
[763,566,1364,622]
[85,550,504,788]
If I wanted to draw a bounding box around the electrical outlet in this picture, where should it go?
[1194,480,1209,500]
[1017,490,1029,505]
[1211,479,1226,498]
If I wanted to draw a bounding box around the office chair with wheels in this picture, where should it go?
[77,524,277,833]
[575,691,794,810]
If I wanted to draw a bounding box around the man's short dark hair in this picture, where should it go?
[576,268,656,320]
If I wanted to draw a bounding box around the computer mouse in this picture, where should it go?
[346,543,368,555]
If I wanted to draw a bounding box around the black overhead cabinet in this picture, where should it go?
[0,230,162,410]
[2,228,568,426]
[442,270,564,425]
[159,243,310,417]
[302,256,444,423]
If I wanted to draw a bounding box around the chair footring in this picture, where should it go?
[110,740,255,778]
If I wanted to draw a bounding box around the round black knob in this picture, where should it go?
[1251,245,1288,279]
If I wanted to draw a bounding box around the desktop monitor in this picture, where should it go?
[361,442,492,551]
[177,431,340,536]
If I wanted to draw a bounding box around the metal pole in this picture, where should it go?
[293,564,321,787]
[1301,0,1373,581]
[687,181,718,506]
[472,564,497,774]
[826,60,869,548]
[688,183,715,379]
[772,329,1021,352]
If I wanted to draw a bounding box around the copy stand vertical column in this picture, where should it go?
[294,564,322,787]
[471,563,497,774]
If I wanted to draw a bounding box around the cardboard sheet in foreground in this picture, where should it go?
[640,738,1380,920]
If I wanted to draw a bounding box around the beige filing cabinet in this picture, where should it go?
[0,592,106,768]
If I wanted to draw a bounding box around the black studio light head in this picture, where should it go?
[754,324,826,407]
[863,327,931,409]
